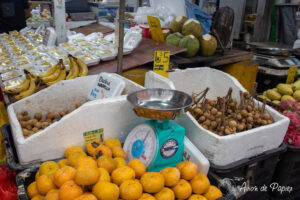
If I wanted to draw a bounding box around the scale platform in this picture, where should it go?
[124,89,193,172]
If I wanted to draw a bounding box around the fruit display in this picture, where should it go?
[167,16,218,57]
[26,138,223,200]
[17,102,82,138]
[258,78,300,104]
[187,87,274,136]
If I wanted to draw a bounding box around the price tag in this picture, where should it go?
[153,51,170,78]
[286,66,298,84]
[83,129,104,147]
[147,16,164,42]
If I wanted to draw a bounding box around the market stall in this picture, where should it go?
[0,0,300,200]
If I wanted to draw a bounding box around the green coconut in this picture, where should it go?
[170,16,188,33]
[179,35,200,58]
[199,34,217,56]
[166,32,183,46]
[182,18,202,38]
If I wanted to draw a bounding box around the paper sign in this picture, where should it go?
[286,66,298,84]
[153,51,170,78]
[147,16,165,42]
[88,72,125,101]
[83,129,104,147]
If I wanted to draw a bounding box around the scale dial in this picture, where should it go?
[123,124,157,167]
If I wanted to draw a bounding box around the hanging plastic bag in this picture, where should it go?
[0,102,8,164]
[0,166,17,200]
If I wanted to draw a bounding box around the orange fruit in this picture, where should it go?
[39,161,60,176]
[176,161,198,181]
[138,193,156,200]
[74,193,98,200]
[111,166,135,186]
[75,156,97,169]
[97,155,117,173]
[120,179,143,200]
[111,146,127,159]
[154,187,175,200]
[58,159,68,168]
[31,194,45,200]
[140,172,165,193]
[44,189,59,200]
[86,141,102,156]
[75,166,100,186]
[98,167,111,182]
[203,186,222,200]
[35,170,40,181]
[114,157,127,168]
[53,166,76,188]
[160,167,181,187]
[64,146,84,158]
[128,159,146,179]
[36,174,56,195]
[172,179,192,199]
[27,181,39,198]
[104,138,122,148]
[68,151,87,167]
[189,194,208,200]
[93,145,112,160]
[190,173,210,194]
[92,181,119,200]
[59,180,83,200]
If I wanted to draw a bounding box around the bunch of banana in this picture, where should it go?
[42,59,67,86]
[14,71,41,100]
[4,72,31,95]
[66,55,88,80]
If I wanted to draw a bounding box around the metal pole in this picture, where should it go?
[53,0,67,44]
[117,0,125,75]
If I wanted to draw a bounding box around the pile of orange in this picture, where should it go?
[27,138,223,200]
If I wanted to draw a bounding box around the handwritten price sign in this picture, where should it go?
[147,16,164,42]
[83,129,104,147]
[153,51,170,78]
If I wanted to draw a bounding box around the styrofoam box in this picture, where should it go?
[7,73,210,174]
[7,74,143,164]
[145,68,290,166]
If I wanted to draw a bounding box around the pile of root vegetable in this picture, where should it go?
[186,87,274,136]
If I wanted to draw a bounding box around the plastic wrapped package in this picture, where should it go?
[1,70,24,81]
[71,50,100,66]
[15,60,31,67]
[36,59,58,69]
[2,76,26,90]
[0,60,13,67]
[88,47,117,61]
[0,65,16,74]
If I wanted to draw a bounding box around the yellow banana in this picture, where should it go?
[39,61,61,78]
[42,63,62,83]
[75,57,88,77]
[14,75,36,100]
[4,74,30,94]
[66,55,79,80]
[46,65,66,86]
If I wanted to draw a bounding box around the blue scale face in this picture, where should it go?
[123,120,185,172]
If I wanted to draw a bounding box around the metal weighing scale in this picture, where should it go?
[123,89,193,172]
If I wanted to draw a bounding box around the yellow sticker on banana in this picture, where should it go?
[286,66,298,84]
[147,16,165,42]
[83,129,104,147]
[153,51,170,78]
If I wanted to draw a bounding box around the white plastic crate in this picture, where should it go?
[145,67,290,166]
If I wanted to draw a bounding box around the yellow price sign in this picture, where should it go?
[286,66,298,84]
[147,16,165,42]
[153,51,170,78]
[83,129,104,147]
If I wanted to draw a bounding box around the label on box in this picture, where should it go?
[147,16,164,42]
[153,51,170,78]
[88,72,125,100]
[83,129,104,147]
[286,66,298,84]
